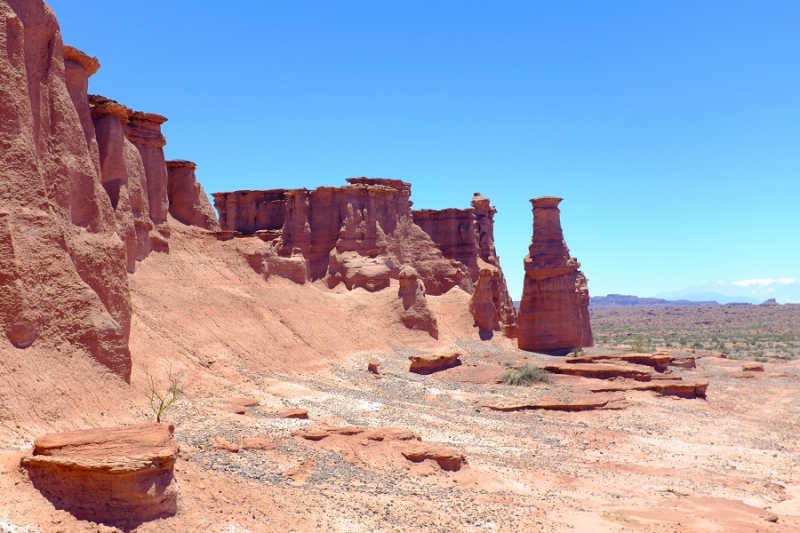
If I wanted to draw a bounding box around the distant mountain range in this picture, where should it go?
[589,294,785,307]
[590,294,722,307]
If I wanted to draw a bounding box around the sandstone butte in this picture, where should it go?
[517,197,594,354]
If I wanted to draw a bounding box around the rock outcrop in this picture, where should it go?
[89,95,158,271]
[413,193,517,338]
[0,1,131,378]
[397,265,438,337]
[212,189,289,235]
[21,423,179,528]
[0,0,220,379]
[166,160,220,231]
[214,181,518,338]
[518,197,593,354]
[408,351,462,374]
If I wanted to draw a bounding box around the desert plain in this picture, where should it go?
[2,1,800,532]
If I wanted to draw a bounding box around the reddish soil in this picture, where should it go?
[2,223,800,532]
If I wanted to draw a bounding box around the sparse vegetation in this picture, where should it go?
[144,366,182,423]
[503,365,550,386]
[591,305,800,361]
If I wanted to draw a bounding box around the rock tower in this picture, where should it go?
[518,197,593,354]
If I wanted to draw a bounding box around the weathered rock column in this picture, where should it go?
[125,111,170,251]
[470,193,518,338]
[518,197,593,354]
[166,160,220,231]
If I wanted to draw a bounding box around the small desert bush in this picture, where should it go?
[503,365,550,386]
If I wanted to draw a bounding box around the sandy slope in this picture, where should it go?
[3,221,800,532]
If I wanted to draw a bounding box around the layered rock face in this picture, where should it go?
[213,189,289,235]
[0,0,220,379]
[166,160,220,231]
[0,0,131,377]
[21,423,179,528]
[212,180,518,338]
[518,197,593,354]
[413,193,518,337]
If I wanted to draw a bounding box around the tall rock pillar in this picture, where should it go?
[518,197,592,354]
[125,112,170,251]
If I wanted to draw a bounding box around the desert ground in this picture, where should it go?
[2,224,800,533]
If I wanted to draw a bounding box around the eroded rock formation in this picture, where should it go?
[0,0,220,380]
[413,193,518,337]
[212,189,289,235]
[21,423,179,528]
[0,1,131,378]
[213,181,518,338]
[518,197,593,354]
[166,160,220,231]
[397,265,438,337]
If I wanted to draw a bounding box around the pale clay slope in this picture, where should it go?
[3,220,800,532]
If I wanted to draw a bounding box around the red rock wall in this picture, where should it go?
[518,197,593,354]
[413,194,518,338]
[279,178,465,295]
[212,189,289,234]
[166,160,220,231]
[0,0,131,378]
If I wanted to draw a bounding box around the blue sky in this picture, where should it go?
[48,1,800,301]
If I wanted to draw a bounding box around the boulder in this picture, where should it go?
[20,424,178,528]
[742,362,764,372]
[518,197,593,354]
[408,352,462,374]
[400,442,465,471]
[166,160,220,231]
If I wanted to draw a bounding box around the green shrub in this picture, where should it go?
[503,365,550,386]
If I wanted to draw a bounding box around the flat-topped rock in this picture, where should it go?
[542,362,653,382]
[400,442,466,471]
[21,424,178,528]
[589,379,709,399]
[742,362,765,372]
[409,351,463,374]
[483,393,626,412]
[567,353,671,372]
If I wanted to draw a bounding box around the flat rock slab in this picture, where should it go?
[589,379,709,399]
[20,423,178,529]
[543,362,653,382]
[742,363,765,372]
[409,352,463,374]
[567,353,671,372]
[483,393,626,412]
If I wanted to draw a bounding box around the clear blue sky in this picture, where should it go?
[49,0,800,301]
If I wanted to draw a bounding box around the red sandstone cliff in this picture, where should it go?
[166,160,220,231]
[0,0,131,378]
[212,182,517,338]
[413,193,518,338]
[517,197,593,354]
[0,0,222,380]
